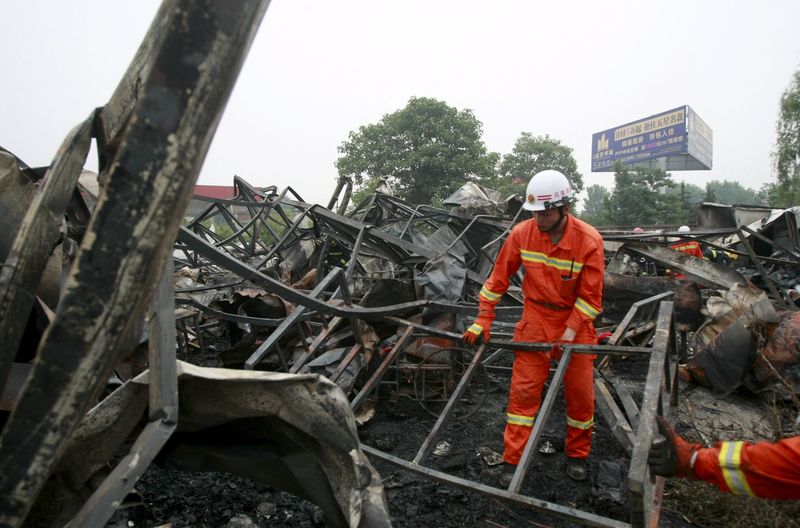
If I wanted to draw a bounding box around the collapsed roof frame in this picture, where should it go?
[177,212,679,526]
[0,0,723,525]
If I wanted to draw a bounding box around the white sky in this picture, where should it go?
[2,1,800,206]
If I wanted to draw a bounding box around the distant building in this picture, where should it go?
[185,185,237,220]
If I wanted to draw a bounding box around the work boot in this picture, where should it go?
[565,457,588,482]
[498,462,517,488]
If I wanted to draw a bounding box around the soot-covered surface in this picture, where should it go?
[108,354,692,528]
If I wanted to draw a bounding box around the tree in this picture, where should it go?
[335,97,499,205]
[773,67,800,207]
[707,180,759,205]
[704,183,717,203]
[579,184,609,227]
[495,133,583,198]
[605,163,684,226]
[665,182,701,225]
[665,181,704,204]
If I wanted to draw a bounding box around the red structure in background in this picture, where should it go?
[193,185,236,199]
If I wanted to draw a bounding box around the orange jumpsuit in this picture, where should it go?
[477,215,605,463]
[670,240,703,259]
[669,240,704,279]
[693,436,800,499]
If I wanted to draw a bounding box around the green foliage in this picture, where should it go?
[495,133,583,198]
[579,184,609,226]
[665,181,704,204]
[605,163,685,226]
[773,67,800,207]
[664,182,701,225]
[335,96,499,205]
[758,182,777,205]
[704,182,717,203]
[707,179,760,205]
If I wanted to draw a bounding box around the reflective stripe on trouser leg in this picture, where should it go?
[503,350,550,465]
[563,354,595,459]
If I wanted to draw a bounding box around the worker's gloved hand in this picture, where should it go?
[463,312,494,346]
[648,416,701,479]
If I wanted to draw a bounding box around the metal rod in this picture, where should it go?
[289,316,344,374]
[244,268,341,370]
[351,326,414,412]
[508,347,572,494]
[329,344,362,383]
[361,445,629,528]
[412,344,486,464]
[149,258,178,423]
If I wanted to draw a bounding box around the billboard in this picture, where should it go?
[591,106,712,172]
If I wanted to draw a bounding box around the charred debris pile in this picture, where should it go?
[3,153,799,526]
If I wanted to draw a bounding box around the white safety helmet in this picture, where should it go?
[677,225,691,233]
[522,170,573,211]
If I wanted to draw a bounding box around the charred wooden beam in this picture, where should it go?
[628,301,674,528]
[0,1,270,524]
[0,115,93,393]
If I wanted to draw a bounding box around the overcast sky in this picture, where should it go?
[2,1,799,207]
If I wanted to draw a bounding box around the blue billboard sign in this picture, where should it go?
[591,106,712,172]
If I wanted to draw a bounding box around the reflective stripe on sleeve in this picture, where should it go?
[719,441,756,497]
[566,415,594,430]
[467,323,483,336]
[575,297,601,319]
[507,413,535,427]
[479,285,502,303]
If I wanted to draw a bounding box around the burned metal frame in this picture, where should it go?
[173,204,679,525]
[348,300,677,528]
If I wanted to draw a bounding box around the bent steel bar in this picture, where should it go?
[362,445,629,528]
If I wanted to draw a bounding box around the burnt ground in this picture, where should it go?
[107,351,702,528]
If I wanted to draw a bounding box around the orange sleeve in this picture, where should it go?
[478,225,522,313]
[565,233,604,331]
[693,436,800,499]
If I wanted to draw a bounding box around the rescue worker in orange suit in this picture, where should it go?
[649,416,800,499]
[669,225,704,279]
[463,170,605,484]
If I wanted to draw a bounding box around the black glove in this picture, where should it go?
[648,416,700,478]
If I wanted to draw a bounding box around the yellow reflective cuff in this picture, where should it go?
[575,297,601,319]
[566,415,594,430]
[467,323,483,336]
[479,285,502,303]
[506,413,535,427]
[719,442,755,497]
